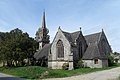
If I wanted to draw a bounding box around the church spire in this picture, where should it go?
[42,11,46,29]
[36,11,50,50]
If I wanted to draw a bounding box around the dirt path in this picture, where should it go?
[44,67,120,80]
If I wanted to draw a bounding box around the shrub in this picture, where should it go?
[77,59,84,68]
[108,55,114,66]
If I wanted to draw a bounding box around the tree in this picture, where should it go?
[0,28,37,67]
[108,55,114,66]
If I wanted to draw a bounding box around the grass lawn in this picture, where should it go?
[0,63,120,79]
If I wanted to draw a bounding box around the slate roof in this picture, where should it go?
[61,30,107,59]
[82,43,107,59]
[85,32,102,44]
[62,31,73,44]
[34,44,51,60]
[82,32,107,59]
[62,31,80,46]
[34,30,80,60]
[70,31,80,43]
[34,30,107,60]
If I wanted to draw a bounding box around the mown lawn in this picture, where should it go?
[0,63,120,79]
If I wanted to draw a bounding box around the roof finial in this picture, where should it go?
[58,26,62,31]
[79,27,83,34]
[58,26,61,29]
[102,28,104,32]
[80,27,82,31]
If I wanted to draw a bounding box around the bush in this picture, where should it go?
[77,59,84,68]
[108,55,114,66]
[62,63,69,70]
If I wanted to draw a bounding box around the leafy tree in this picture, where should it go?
[0,28,37,67]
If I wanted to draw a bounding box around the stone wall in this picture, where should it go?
[83,59,108,68]
[48,28,73,70]
[118,60,120,63]
[48,61,66,69]
[102,59,108,67]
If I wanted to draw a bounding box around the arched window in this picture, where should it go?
[57,40,64,58]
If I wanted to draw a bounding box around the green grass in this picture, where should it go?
[0,63,120,79]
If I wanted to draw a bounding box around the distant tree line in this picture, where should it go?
[0,28,38,67]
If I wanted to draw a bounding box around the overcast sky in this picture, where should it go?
[0,0,120,53]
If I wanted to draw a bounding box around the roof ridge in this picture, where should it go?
[62,30,70,34]
[70,31,80,34]
[85,32,102,37]
[62,30,80,34]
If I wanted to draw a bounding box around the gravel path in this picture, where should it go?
[44,67,120,80]
[0,73,24,80]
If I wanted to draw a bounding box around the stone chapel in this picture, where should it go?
[34,12,112,70]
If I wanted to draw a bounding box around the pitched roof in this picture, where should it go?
[34,44,51,60]
[62,31,80,46]
[83,32,107,59]
[82,43,107,59]
[62,31,73,43]
[85,32,102,44]
[34,30,107,60]
[70,31,80,43]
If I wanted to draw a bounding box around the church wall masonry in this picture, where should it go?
[83,59,108,68]
[48,28,74,69]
